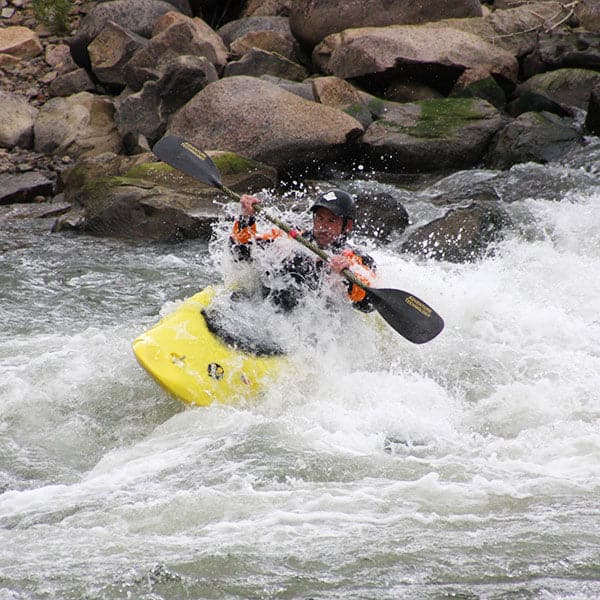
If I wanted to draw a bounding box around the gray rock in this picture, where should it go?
[53,152,277,240]
[88,21,148,86]
[218,15,293,46]
[124,15,226,91]
[0,92,37,149]
[584,86,600,135]
[362,98,506,172]
[223,48,308,81]
[487,111,583,170]
[259,75,315,101]
[69,0,186,69]
[0,172,54,205]
[517,68,600,110]
[289,0,482,47]
[313,25,518,93]
[401,202,512,263]
[48,68,96,97]
[34,92,122,159]
[116,54,218,146]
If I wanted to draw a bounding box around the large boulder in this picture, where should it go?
[53,152,277,240]
[124,13,226,91]
[68,0,188,69]
[88,21,148,87]
[487,111,582,170]
[401,202,512,263]
[34,92,122,159]
[517,68,600,110]
[522,30,600,78]
[289,0,482,47]
[313,25,518,94]
[361,98,506,172]
[168,76,364,169]
[116,54,218,146]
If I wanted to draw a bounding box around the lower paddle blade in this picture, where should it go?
[152,135,223,189]
[367,287,444,344]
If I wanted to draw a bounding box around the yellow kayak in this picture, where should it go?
[132,286,285,406]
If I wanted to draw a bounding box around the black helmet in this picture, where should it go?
[310,189,357,221]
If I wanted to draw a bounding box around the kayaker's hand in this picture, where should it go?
[240,194,261,216]
[329,254,351,274]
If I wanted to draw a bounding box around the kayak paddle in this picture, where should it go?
[152,135,444,344]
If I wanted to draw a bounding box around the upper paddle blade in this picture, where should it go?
[152,135,223,189]
[367,287,444,344]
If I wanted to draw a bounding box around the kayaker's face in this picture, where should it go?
[312,207,351,247]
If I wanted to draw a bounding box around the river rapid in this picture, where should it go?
[1,144,600,599]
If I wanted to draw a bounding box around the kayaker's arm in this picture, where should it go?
[331,249,377,313]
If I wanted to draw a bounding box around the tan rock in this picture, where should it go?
[314,25,518,85]
[311,76,363,106]
[0,26,43,59]
[290,0,482,46]
[34,92,121,159]
[168,76,363,168]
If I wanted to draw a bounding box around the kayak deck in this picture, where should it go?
[132,286,285,406]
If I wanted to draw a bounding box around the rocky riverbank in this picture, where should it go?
[1,0,599,262]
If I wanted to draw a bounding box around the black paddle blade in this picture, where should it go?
[152,135,223,189]
[366,287,444,344]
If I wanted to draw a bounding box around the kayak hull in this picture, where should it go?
[132,286,284,406]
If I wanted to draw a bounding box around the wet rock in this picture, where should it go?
[353,191,409,242]
[517,68,600,110]
[487,111,582,170]
[168,76,363,170]
[0,201,71,221]
[522,30,600,79]
[450,68,506,109]
[0,171,54,204]
[584,86,600,135]
[54,152,277,240]
[289,0,482,47]
[506,89,573,119]
[362,98,506,173]
[0,91,38,149]
[401,202,512,263]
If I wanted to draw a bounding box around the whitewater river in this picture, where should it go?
[1,144,599,599]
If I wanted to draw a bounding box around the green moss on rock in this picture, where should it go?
[381,98,486,139]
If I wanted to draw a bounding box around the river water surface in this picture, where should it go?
[1,145,599,599]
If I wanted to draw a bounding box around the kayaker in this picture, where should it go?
[230,189,376,312]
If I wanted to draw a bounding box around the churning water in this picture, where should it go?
[1,147,599,599]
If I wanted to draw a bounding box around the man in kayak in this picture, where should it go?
[230,189,376,312]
